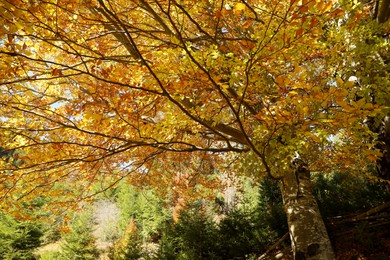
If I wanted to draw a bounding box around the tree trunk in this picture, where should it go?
[280,159,335,260]
[375,0,390,23]
[375,115,390,181]
[373,0,390,181]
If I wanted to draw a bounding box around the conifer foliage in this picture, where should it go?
[60,211,99,260]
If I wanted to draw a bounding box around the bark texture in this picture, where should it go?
[374,115,390,181]
[281,159,335,260]
[375,0,390,23]
[373,0,390,181]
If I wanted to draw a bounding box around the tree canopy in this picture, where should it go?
[0,0,388,218]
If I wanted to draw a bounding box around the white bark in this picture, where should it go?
[281,162,335,259]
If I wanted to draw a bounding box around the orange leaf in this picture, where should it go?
[299,5,308,13]
[310,17,318,28]
[242,20,254,29]
[330,9,345,17]
[296,28,304,37]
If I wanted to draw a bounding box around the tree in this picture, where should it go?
[368,0,390,181]
[0,0,388,258]
[0,212,43,260]
[60,211,99,260]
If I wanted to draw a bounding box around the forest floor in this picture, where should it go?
[265,228,390,260]
[35,240,62,256]
[330,201,390,260]
[332,226,390,260]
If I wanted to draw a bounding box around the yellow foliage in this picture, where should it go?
[0,0,387,216]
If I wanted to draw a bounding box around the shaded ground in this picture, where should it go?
[263,202,390,260]
[329,201,390,260]
[332,222,390,260]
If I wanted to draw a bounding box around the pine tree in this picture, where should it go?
[60,211,99,260]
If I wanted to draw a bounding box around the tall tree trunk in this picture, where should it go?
[373,0,390,182]
[280,158,335,259]
[374,115,390,181]
[374,0,390,23]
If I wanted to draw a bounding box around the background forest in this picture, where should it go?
[1,170,389,259]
